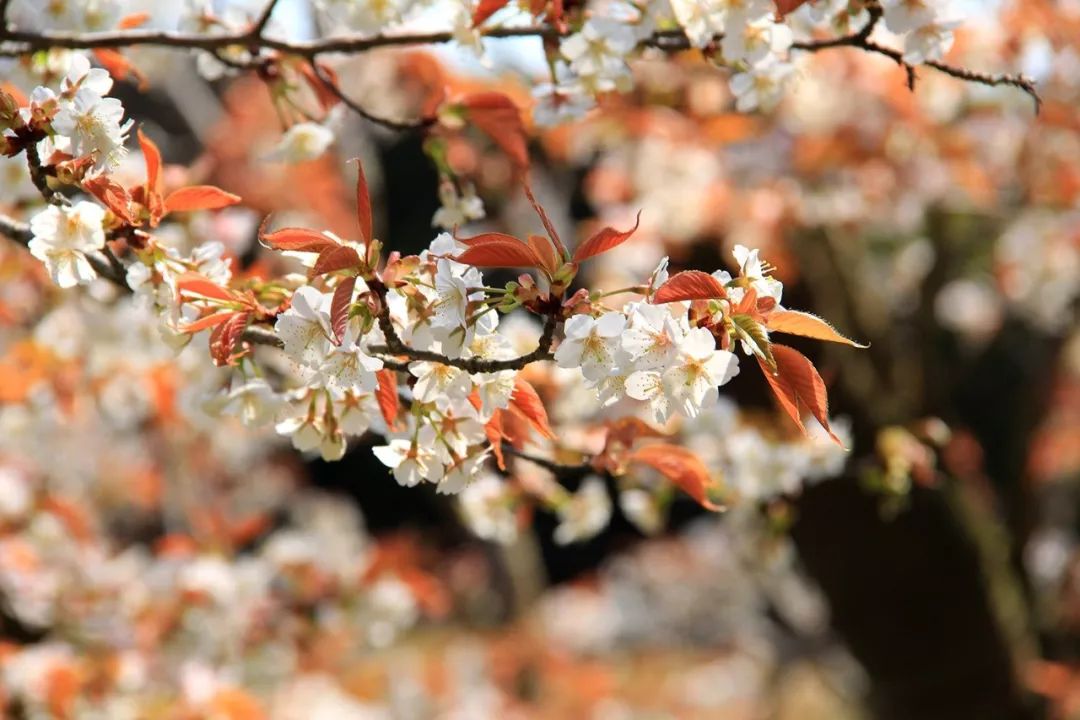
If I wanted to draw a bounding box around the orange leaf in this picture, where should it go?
[164,185,241,214]
[484,410,507,470]
[572,211,642,262]
[774,0,810,18]
[353,158,373,243]
[766,310,867,347]
[508,377,555,440]
[260,226,340,254]
[311,245,361,277]
[299,61,342,113]
[92,48,147,88]
[456,230,524,247]
[180,311,234,333]
[473,0,512,26]
[528,234,561,275]
[175,272,237,303]
[209,688,266,720]
[209,311,250,366]
[117,11,150,28]
[81,174,135,224]
[653,270,727,303]
[330,276,356,345]
[630,444,726,511]
[758,344,844,446]
[523,183,567,258]
[460,92,529,172]
[376,369,400,430]
[455,237,543,269]
[137,128,162,195]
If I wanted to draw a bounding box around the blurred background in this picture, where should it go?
[1,0,1078,718]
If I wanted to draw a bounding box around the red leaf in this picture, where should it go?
[92,49,146,88]
[485,410,507,471]
[630,444,726,511]
[299,61,342,113]
[164,186,241,214]
[508,377,555,440]
[260,226,340,254]
[330,276,356,345]
[473,0,511,26]
[311,245,361,277]
[175,272,237,303]
[209,311,250,366]
[353,158,373,244]
[774,0,810,18]
[528,234,561,275]
[758,344,844,446]
[117,11,150,28]
[523,183,566,258]
[137,128,162,195]
[456,231,523,248]
[766,310,867,348]
[375,369,400,431]
[572,211,641,262]
[653,270,727,303]
[81,174,135,224]
[460,92,529,172]
[455,238,543,269]
[180,311,234,333]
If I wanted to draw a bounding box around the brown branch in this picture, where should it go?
[309,62,435,132]
[250,0,281,38]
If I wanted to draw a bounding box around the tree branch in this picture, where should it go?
[250,0,281,39]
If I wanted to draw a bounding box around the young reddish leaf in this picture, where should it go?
[260,226,339,254]
[209,311,250,366]
[456,231,524,248]
[164,186,241,214]
[175,273,237,303]
[485,410,507,471]
[774,0,810,18]
[455,238,543,269]
[311,245,361,277]
[117,11,151,28]
[630,444,726,511]
[92,49,147,88]
[528,234,561,275]
[137,128,162,194]
[653,270,727,304]
[299,61,342,113]
[460,92,529,172]
[523,183,567,258]
[180,311,234,333]
[572,211,642,262]
[508,377,555,440]
[473,0,511,26]
[330,276,356,345]
[353,159,374,244]
[375,369,400,431]
[766,310,867,348]
[81,174,135,224]
[758,344,844,446]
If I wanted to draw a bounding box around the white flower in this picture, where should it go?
[626,327,739,422]
[28,202,106,288]
[880,0,936,33]
[275,286,332,368]
[372,427,439,487]
[560,19,636,93]
[320,325,383,395]
[729,59,794,113]
[619,489,663,535]
[432,181,485,230]
[714,244,784,303]
[622,303,688,370]
[554,312,627,381]
[52,88,132,170]
[430,260,482,330]
[902,21,958,65]
[438,452,487,495]
[409,361,471,403]
[532,81,595,127]
[218,378,283,427]
[554,477,612,545]
[721,16,792,64]
[459,474,518,543]
[265,121,335,164]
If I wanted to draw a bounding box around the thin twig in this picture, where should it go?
[309,62,435,132]
[250,0,281,39]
